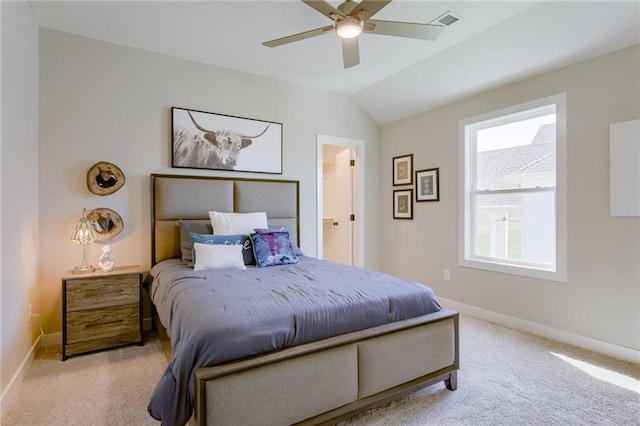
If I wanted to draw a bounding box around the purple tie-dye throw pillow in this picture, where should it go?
[250,231,299,267]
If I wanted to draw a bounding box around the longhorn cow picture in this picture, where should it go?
[172,107,283,174]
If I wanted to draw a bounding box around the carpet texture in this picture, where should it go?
[1,315,638,425]
[1,334,166,426]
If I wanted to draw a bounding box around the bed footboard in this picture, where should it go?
[192,310,459,426]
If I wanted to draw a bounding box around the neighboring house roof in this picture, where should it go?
[477,123,556,209]
[531,123,556,144]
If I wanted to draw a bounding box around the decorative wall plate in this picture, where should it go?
[87,161,125,196]
[87,208,123,241]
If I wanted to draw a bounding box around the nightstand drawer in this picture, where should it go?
[66,275,139,311]
[64,332,142,357]
[66,304,140,344]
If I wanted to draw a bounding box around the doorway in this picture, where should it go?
[316,135,365,267]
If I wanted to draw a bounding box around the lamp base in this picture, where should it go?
[72,265,95,274]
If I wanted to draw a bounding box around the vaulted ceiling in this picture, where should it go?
[30,1,640,124]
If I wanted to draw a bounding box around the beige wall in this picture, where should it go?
[0,0,40,402]
[380,44,640,351]
[38,29,381,333]
[2,9,636,406]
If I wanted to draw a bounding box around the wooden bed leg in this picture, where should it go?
[445,371,457,391]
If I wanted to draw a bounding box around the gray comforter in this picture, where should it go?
[147,256,442,425]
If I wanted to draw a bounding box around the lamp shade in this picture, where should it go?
[336,17,363,39]
[71,208,97,244]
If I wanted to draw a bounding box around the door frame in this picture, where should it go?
[316,134,365,267]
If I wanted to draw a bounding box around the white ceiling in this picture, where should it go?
[29,0,640,124]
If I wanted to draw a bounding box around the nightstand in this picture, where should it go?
[62,265,143,360]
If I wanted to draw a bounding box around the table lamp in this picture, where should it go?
[71,208,97,274]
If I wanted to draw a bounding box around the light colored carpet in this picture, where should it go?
[340,316,640,426]
[1,334,166,426]
[1,315,638,425]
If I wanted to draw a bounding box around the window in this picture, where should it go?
[459,94,567,281]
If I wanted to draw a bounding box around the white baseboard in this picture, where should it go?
[0,335,41,417]
[440,298,640,365]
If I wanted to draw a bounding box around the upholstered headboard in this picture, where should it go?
[150,174,300,265]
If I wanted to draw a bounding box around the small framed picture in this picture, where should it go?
[393,189,413,219]
[416,168,440,202]
[393,154,413,186]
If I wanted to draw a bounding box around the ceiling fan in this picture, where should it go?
[262,0,446,69]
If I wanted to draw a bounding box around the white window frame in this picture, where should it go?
[458,94,567,282]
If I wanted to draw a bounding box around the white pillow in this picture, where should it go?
[193,243,247,271]
[209,211,268,235]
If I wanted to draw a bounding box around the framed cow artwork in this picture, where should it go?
[171,107,283,174]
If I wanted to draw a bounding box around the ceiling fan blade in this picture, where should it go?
[263,25,334,48]
[341,37,360,68]
[351,0,392,20]
[367,19,445,40]
[302,0,345,20]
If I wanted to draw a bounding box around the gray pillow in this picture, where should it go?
[179,219,212,264]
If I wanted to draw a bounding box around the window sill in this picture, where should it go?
[459,258,567,282]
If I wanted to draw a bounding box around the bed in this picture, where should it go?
[147,173,459,426]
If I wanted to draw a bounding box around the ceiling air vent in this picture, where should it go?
[433,11,461,27]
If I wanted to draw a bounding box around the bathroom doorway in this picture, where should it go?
[316,135,365,267]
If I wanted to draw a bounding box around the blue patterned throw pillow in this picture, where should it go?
[189,233,255,265]
[250,231,299,267]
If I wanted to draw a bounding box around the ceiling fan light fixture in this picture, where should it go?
[336,17,363,39]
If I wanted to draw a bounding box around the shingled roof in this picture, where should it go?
[477,123,556,208]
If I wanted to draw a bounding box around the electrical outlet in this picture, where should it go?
[28,304,32,322]
[443,270,450,281]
